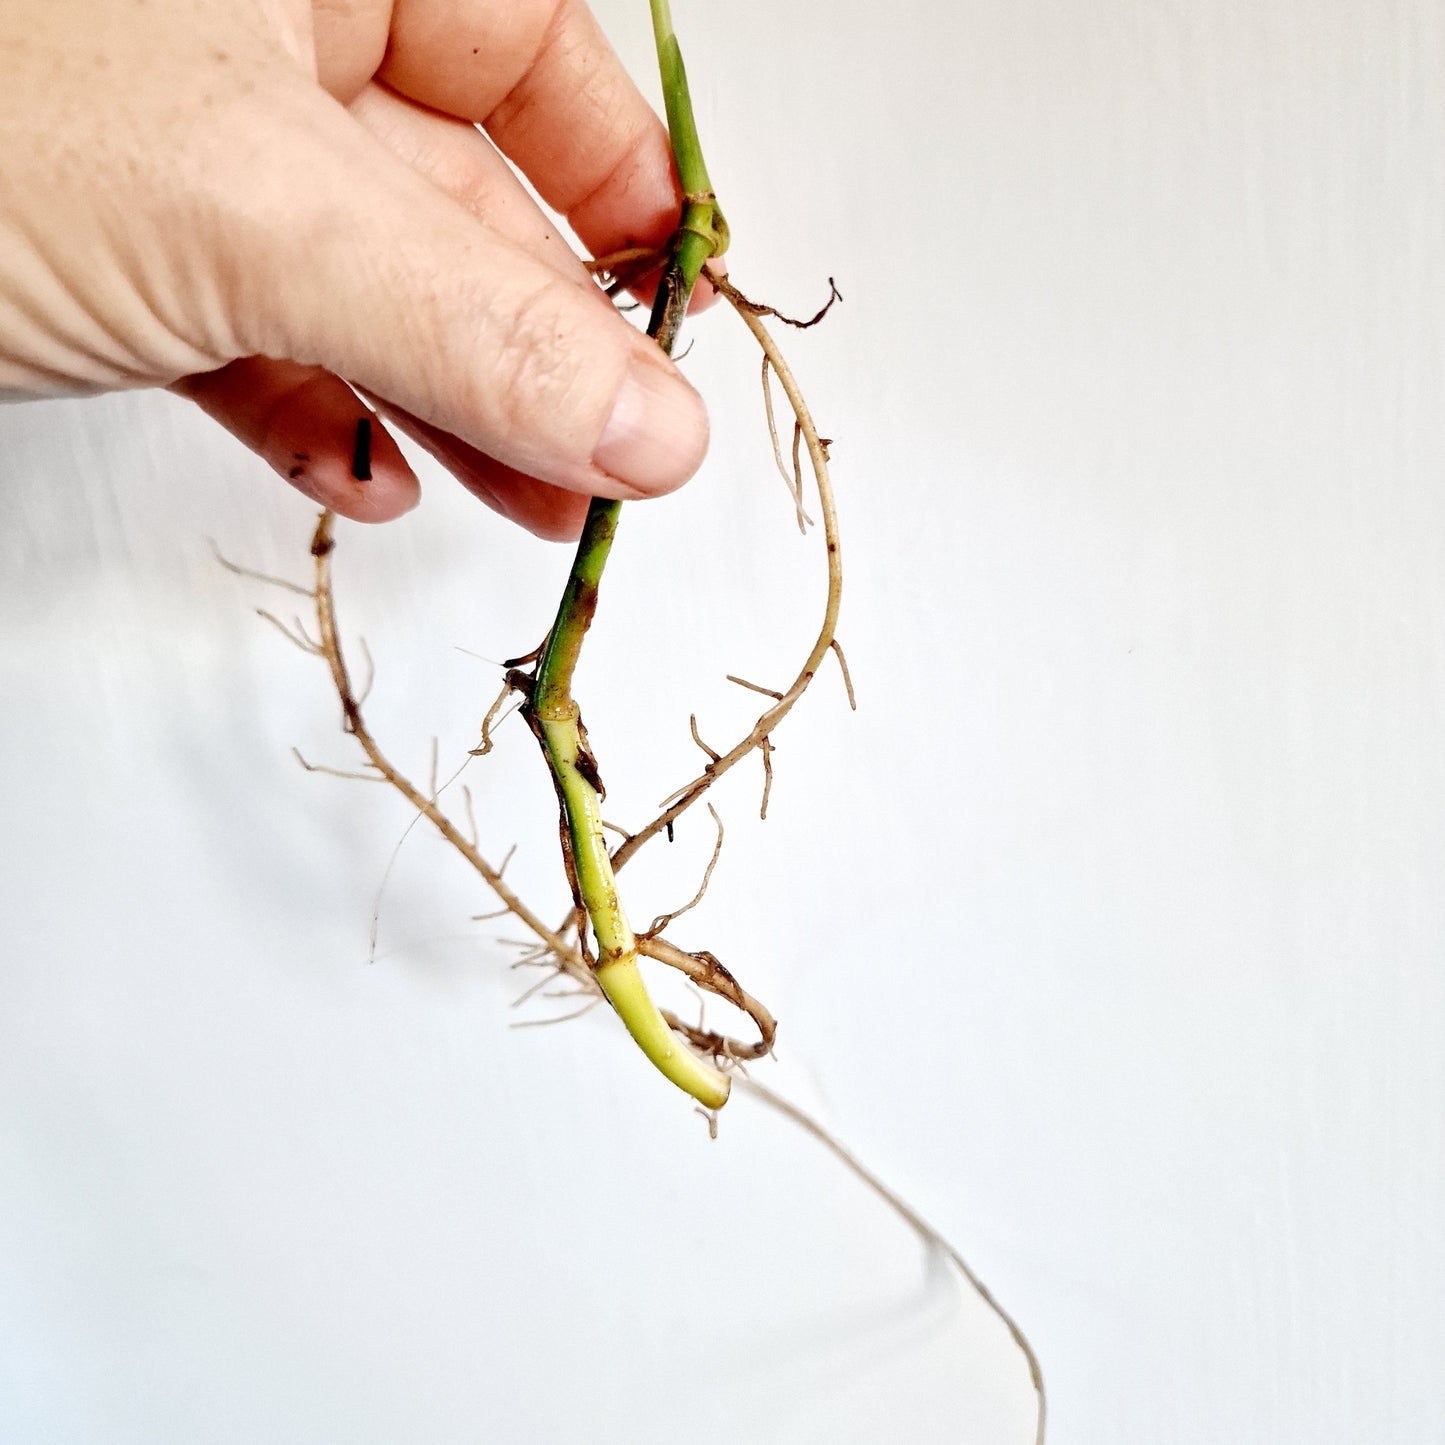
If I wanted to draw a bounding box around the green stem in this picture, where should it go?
[528,0,730,1108]
[650,0,728,290]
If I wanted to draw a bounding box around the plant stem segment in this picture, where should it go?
[528,0,730,1108]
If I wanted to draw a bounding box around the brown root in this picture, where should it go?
[706,271,843,330]
[262,510,779,1064]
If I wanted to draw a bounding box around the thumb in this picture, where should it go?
[220,95,708,503]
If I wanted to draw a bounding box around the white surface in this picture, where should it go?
[3,2,1444,1442]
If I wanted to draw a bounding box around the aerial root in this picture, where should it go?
[292,747,384,784]
[210,539,313,598]
[639,933,776,1060]
[472,672,520,756]
[510,997,603,1029]
[762,355,813,530]
[256,609,323,655]
[737,1078,1048,1445]
[603,273,845,878]
[648,804,724,935]
[584,245,666,297]
[829,638,857,710]
[726,672,784,700]
[689,713,721,763]
[706,270,842,329]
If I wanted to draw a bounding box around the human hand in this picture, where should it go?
[0,0,709,538]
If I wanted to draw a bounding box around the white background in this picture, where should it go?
[3,1,1443,1441]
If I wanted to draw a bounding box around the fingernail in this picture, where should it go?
[593,358,708,495]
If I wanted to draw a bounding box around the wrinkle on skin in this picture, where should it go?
[347,82,590,287]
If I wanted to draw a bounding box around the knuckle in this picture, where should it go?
[482,277,602,451]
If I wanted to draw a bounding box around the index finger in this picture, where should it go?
[378,0,681,260]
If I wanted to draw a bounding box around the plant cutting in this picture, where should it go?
[517,0,830,1109]
[223,1,1047,1436]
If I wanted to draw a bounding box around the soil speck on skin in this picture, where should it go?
[351,418,373,482]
